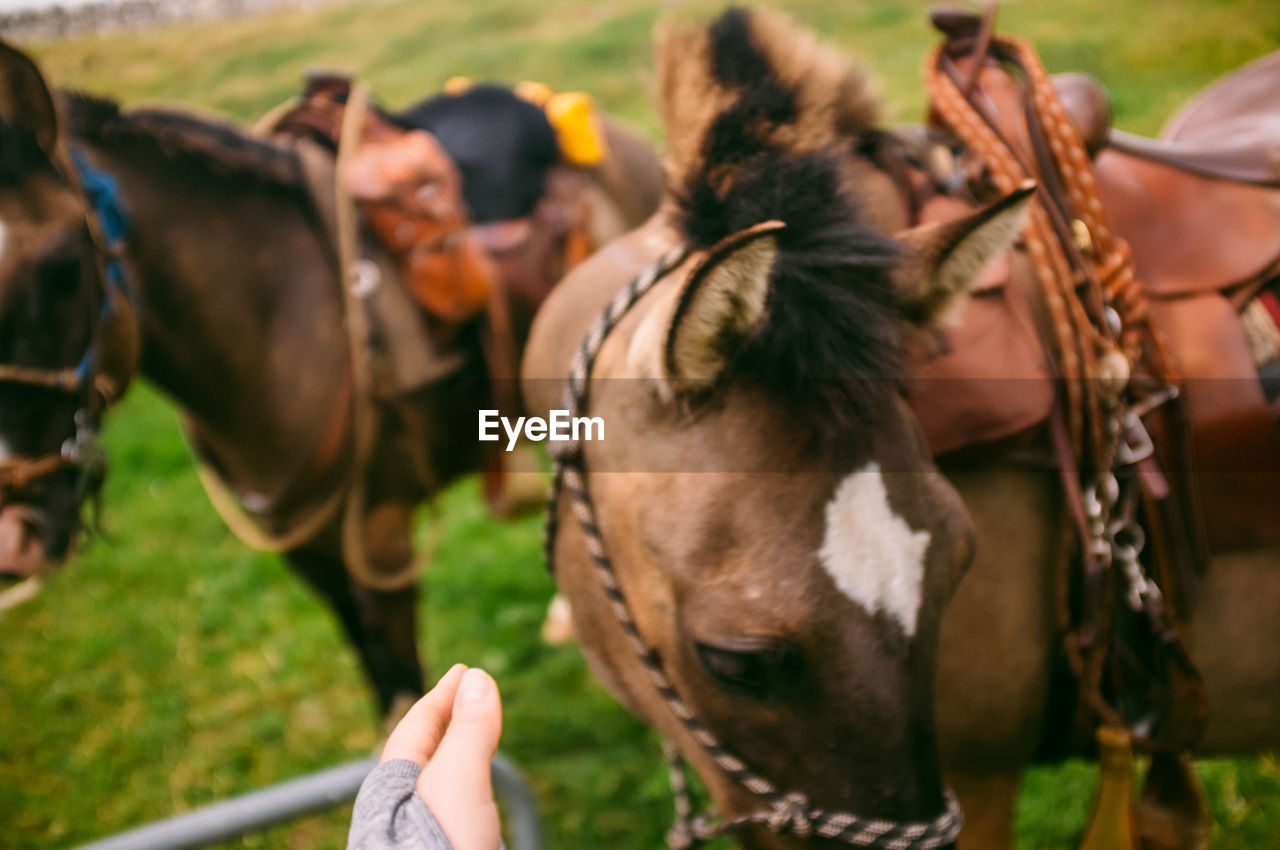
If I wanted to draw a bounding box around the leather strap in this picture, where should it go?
[927,13,1206,754]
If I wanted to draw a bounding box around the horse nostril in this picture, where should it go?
[0,504,48,577]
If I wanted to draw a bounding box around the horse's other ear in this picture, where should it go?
[894,183,1034,327]
[658,221,783,393]
[0,40,59,154]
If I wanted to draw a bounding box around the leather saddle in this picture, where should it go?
[1054,59,1280,301]
[1059,51,1280,551]
[267,73,496,325]
[916,11,1280,552]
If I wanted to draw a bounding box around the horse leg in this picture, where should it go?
[937,466,1065,850]
[284,545,425,721]
[1136,753,1209,850]
[351,578,425,728]
[949,771,1023,849]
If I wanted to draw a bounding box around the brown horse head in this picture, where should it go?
[523,9,1029,847]
[0,42,123,578]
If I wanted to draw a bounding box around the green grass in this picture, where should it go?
[3,1,1279,847]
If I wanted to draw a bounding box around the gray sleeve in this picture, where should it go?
[346,759,455,850]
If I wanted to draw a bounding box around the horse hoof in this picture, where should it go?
[540,594,575,646]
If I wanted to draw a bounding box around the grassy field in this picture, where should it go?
[2,1,1279,847]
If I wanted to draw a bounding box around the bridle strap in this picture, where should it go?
[543,248,964,849]
[0,364,82,393]
[0,145,136,497]
[0,453,77,495]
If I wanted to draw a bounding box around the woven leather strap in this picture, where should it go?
[927,33,1179,471]
[925,20,1206,754]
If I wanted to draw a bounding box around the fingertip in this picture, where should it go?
[456,667,493,705]
[379,664,470,766]
[437,663,468,690]
[455,668,502,736]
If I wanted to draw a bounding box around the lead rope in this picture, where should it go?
[543,247,963,849]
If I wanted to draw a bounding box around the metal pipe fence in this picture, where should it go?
[74,753,543,850]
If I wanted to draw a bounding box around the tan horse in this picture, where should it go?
[526,8,1280,849]
[523,9,1030,848]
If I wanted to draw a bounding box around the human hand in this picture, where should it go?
[381,664,504,850]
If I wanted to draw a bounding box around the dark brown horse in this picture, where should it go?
[0,41,661,718]
[525,8,1280,849]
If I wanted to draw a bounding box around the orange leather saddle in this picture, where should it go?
[911,17,1280,552]
[269,74,495,324]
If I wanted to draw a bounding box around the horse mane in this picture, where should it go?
[657,7,903,428]
[61,92,304,194]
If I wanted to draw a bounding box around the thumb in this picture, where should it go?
[417,667,503,850]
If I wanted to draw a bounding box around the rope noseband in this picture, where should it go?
[543,248,963,849]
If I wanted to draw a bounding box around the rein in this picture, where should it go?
[0,147,134,501]
[543,248,963,849]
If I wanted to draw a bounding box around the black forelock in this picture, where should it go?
[671,8,902,429]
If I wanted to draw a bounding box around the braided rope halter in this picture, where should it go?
[543,246,963,849]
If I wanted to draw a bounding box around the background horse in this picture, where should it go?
[523,9,1029,847]
[0,42,661,718]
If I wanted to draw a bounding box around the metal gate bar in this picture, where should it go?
[74,753,543,850]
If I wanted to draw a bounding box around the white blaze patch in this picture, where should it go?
[817,462,931,637]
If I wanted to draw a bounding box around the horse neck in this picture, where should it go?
[77,135,348,464]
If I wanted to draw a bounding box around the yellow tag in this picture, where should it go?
[546,91,608,167]
[443,76,473,95]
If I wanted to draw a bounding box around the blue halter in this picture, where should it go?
[68,147,136,389]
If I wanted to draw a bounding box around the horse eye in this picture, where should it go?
[694,640,803,700]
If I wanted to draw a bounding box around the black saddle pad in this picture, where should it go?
[396,84,559,224]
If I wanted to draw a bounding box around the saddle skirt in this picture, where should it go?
[906,192,1055,457]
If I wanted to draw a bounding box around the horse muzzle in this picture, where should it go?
[0,504,57,578]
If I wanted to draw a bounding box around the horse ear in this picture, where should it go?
[894,183,1034,327]
[0,41,59,154]
[659,220,783,393]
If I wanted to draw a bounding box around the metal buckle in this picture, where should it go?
[1114,411,1154,466]
[350,258,381,297]
[1113,384,1179,467]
